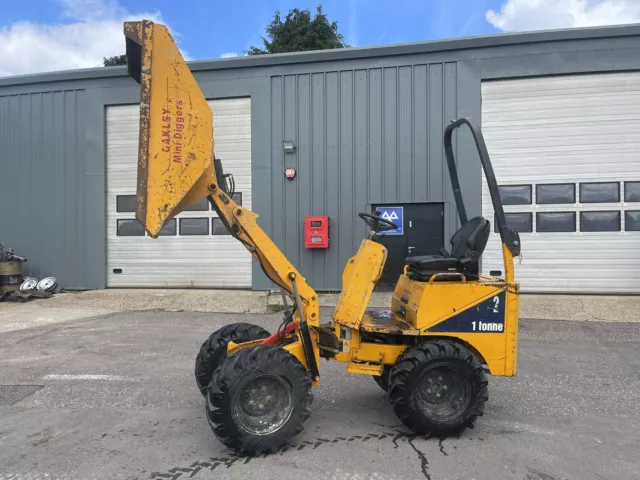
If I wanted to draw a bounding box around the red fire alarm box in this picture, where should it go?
[304,216,329,249]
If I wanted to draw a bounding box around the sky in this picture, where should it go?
[1,0,640,77]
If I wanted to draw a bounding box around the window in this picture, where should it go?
[179,218,209,235]
[116,195,137,213]
[232,192,243,206]
[580,211,620,232]
[536,184,575,204]
[624,182,640,202]
[625,211,640,231]
[184,197,209,211]
[117,219,144,236]
[498,185,531,205]
[495,213,532,233]
[579,182,619,203]
[536,212,576,232]
[158,219,177,236]
[212,218,230,235]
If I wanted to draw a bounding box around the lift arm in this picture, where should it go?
[123,21,320,342]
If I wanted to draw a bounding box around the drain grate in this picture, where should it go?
[0,385,44,406]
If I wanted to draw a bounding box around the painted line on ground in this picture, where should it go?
[42,374,135,381]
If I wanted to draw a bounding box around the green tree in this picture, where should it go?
[103,55,127,66]
[247,5,347,55]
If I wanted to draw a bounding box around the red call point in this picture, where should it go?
[285,168,296,180]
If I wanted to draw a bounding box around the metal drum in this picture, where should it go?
[0,261,23,292]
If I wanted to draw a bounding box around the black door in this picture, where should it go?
[373,203,444,289]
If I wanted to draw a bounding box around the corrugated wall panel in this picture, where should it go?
[413,65,428,202]
[296,75,313,278]
[311,73,326,284]
[2,29,640,292]
[428,64,444,203]
[0,90,89,288]
[383,67,398,203]
[270,77,285,254]
[283,75,299,268]
[339,71,355,269]
[325,72,340,287]
[398,66,413,203]
[369,69,383,206]
[269,62,459,290]
[353,70,369,248]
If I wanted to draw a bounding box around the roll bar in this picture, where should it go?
[444,118,521,257]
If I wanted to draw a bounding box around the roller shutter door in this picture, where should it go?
[481,72,640,293]
[106,98,252,288]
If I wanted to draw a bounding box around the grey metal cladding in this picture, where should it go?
[0,89,95,289]
[267,61,460,290]
[2,23,639,87]
[2,24,640,290]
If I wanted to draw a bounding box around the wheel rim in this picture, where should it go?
[232,375,294,435]
[37,277,56,291]
[414,365,471,421]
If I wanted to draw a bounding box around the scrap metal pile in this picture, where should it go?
[0,243,62,302]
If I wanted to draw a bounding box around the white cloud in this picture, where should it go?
[220,52,239,58]
[0,0,182,78]
[486,0,640,32]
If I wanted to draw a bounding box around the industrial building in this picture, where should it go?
[1,24,640,293]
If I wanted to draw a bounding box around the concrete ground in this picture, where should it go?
[1,288,640,336]
[1,306,639,480]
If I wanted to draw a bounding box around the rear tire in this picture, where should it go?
[194,323,270,396]
[389,340,488,436]
[373,366,391,392]
[206,345,313,456]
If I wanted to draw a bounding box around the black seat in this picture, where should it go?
[405,216,490,282]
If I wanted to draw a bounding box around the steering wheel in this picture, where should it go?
[358,212,399,232]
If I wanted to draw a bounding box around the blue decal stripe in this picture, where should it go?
[427,290,507,333]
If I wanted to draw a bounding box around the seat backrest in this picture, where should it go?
[449,216,490,262]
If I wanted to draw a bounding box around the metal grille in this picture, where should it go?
[0,385,43,406]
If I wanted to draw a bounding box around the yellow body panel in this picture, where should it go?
[391,275,505,329]
[350,343,407,363]
[347,363,384,375]
[282,329,321,386]
[333,239,387,329]
[388,274,518,376]
[330,254,518,377]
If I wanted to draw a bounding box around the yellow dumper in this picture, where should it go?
[124,20,521,455]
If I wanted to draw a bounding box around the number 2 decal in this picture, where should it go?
[492,296,500,313]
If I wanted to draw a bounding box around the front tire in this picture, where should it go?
[194,323,270,396]
[373,366,391,392]
[389,340,488,436]
[206,345,313,455]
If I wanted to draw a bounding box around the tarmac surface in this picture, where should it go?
[2,288,640,337]
[1,309,639,480]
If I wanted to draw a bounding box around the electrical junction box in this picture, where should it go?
[304,216,329,249]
